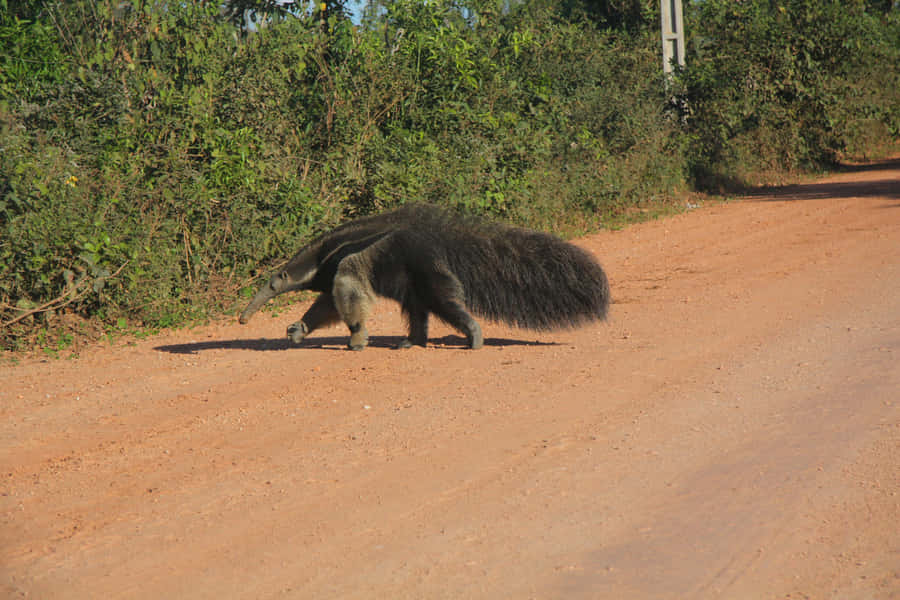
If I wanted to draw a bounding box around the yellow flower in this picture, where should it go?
[65,175,78,187]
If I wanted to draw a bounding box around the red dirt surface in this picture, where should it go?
[3,160,899,599]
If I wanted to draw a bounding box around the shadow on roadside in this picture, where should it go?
[695,158,899,200]
[834,157,900,173]
[743,178,900,203]
[154,335,557,354]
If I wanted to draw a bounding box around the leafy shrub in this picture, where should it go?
[1,0,897,350]
[681,0,900,187]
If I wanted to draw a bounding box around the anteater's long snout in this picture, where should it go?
[239,263,314,324]
[239,285,277,324]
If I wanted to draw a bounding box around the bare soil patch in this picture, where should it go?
[3,161,899,598]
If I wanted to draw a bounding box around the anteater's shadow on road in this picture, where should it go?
[154,335,556,355]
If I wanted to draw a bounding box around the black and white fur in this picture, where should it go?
[240,204,610,350]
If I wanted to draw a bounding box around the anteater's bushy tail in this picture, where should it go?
[397,205,610,330]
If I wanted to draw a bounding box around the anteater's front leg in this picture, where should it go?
[333,257,377,351]
[287,292,341,344]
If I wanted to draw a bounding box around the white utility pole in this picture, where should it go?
[660,0,685,76]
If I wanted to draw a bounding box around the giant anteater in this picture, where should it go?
[239,204,609,350]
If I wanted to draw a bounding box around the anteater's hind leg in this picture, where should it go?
[435,299,483,349]
[398,296,429,349]
[425,268,483,350]
[286,292,341,344]
[333,254,377,351]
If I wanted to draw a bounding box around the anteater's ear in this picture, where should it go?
[281,270,289,281]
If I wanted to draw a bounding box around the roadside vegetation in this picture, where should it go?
[2,0,898,351]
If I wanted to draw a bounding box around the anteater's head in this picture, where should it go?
[238,251,319,324]
[238,221,390,325]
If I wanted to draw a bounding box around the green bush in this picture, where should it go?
[681,0,900,186]
[1,0,897,350]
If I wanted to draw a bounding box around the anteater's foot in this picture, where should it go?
[287,321,309,344]
[347,323,368,351]
[396,334,427,349]
[467,322,483,350]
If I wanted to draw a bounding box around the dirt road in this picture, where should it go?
[3,161,899,599]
